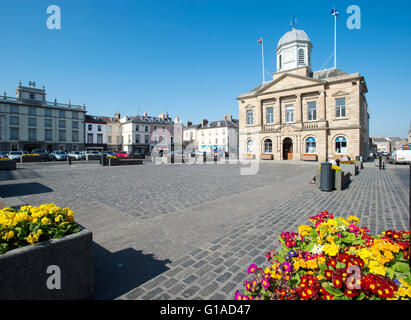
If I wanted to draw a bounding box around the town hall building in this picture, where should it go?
[238,26,370,162]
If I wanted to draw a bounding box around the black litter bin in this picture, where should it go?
[100,154,108,166]
[320,162,333,192]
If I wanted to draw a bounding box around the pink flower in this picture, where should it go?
[261,278,270,290]
[247,264,258,274]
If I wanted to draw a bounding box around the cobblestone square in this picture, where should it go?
[0,161,409,300]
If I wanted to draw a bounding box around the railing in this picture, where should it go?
[303,122,319,129]
[1,95,86,111]
[263,125,277,132]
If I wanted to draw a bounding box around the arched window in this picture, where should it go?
[298,48,305,65]
[279,55,282,70]
[247,140,254,154]
[305,137,316,154]
[264,139,273,153]
[335,136,347,154]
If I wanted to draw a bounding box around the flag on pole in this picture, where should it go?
[331,8,339,18]
[257,38,263,43]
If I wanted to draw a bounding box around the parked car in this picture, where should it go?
[31,149,49,161]
[68,151,83,160]
[79,151,86,160]
[116,151,130,158]
[51,150,68,161]
[103,151,118,157]
[7,151,23,160]
[0,151,9,158]
[392,150,411,164]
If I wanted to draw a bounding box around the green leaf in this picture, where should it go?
[319,262,327,275]
[393,262,410,274]
[333,295,350,300]
[336,262,346,269]
[356,292,365,300]
[342,233,356,244]
[310,229,318,239]
[323,283,344,297]
[304,242,315,253]
[386,268,395,279]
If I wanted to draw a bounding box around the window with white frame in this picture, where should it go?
[335,98,346,118]
[307,101,317,121]
[246,110,254,125]
[264,139,273,153]
[247,140,254,154]
[335,136,347,154]
[266,107,274,124]
[305,137,316,154]
[286,105,294,123]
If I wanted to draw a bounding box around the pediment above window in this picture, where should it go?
[332,90,350,97]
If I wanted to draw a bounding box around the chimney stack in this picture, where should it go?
[224,115,233,121]
[114,112,121,120]
[201,119,208,127]
[186,121,192,127]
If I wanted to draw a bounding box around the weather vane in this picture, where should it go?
[291,16,297,29]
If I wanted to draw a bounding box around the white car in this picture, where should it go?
[8,151,23,160]
[68,151,83,160]
[392,150,411,164]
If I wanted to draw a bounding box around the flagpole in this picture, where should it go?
[334,13,337,69]
[261,39,265,83]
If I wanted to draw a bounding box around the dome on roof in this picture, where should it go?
[277,29,311,49]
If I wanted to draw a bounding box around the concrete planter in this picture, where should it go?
[0,160,16,170]
[0,228,93,300]
[109,158,143,166]
[86,154,101,161]
[315,170,350,191]
[340,164,359,176]
[302,154,318,161]
[335,171,351,191]
[260,154,274,160]
[21,156,43,163]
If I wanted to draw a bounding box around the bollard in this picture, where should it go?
[382,161,385,170]
[68,156,72,165]
[379,156,382,170]
[214,154,217,163]
[203,152,206,163]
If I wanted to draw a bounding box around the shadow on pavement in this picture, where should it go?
[0,168,42,181]
[0,182,53,198]
[93,242,171,300]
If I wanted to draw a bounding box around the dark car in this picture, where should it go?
[31,149,49,161]
[0,151,9,158]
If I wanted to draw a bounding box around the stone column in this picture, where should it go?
[319,91,326,120]
[296,93,302,123]
[275,98,281,124]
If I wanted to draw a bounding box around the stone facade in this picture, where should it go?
[238,29,369,162]
[0,83,86,152]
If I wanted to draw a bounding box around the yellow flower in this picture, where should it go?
[323,243,339,257]
[298,225,311,237]
[368,260,386,276]
[327,236,335,243]
[326,219,337,228]
[37,229,43,236]
[348,216,360,224]
[41,217,51,225]
[2,230,15,241]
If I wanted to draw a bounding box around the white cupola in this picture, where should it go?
[276,27,313,72]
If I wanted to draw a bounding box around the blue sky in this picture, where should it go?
[0,0,410,137]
